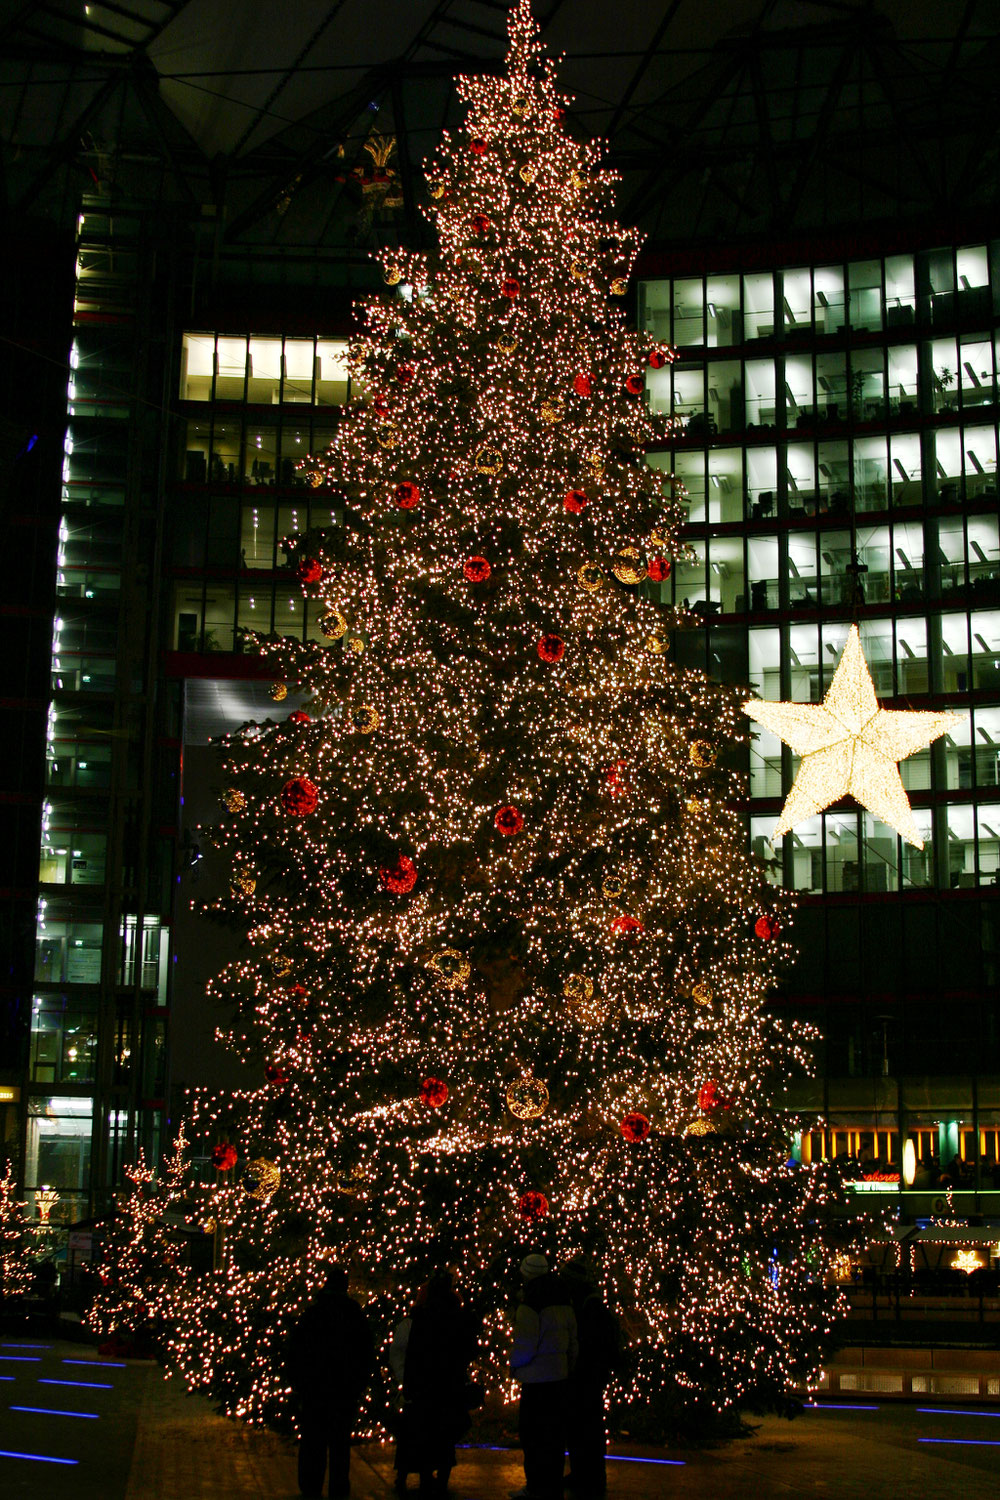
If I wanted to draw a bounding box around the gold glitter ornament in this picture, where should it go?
[691,980,713,1006]
[540,398,565,424]
[690,740,716,768]
[223,788,246,813]
[602,873,626,900]
[611,546,645,584]
[570,170,586,189]
[645,629,671,654]
[345,635,366,655]
[242,1158,281,1201]
[577,562,603,592]
[271,954,293,978]
[511,95,530,117]
[685,1113,735,1138]
[496,332,519,354]
[429,181,446,200]
[563,973,594,1003]
[506,1076,549,1120]
[429,948,471,990]
[376,424,399,449]
[570,260,586,280]
[306,468,324,489]
[519,162,536,184]
[230,867,256,897]
[350,704,380,733]
[383,266,402,286]
[270,682,288,702]
[475,446,504,476]
[318,610,348,641]
[687,797,706,814]
[610,277,628,295]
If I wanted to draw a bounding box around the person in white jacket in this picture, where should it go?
[509,1254,578,1500]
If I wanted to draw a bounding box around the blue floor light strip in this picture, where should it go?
[916,1408,1000,1418]
[919,1438,1000,1448]
[11,1406,100,1419]
[0,1356,42,1363]
[39,1378,113,1390]
[607,1454,686,1467]
[1,1344,52,1350]
[62,1358,126,1369]
[0,1449,79,1466]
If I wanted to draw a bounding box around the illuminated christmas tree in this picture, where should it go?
[87,1130,191,1350]
[165,0,853,1434]
[0,1162,32,1306]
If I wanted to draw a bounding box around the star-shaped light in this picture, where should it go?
[743,626,964,848]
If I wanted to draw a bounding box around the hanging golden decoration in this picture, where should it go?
[540,398,565,423]
[506,1077,550,1120]
[690,740,717,768]
[475,446,504,475]
[602,873,626,900]
[345,635,366,656]
[577,562,604,592]
[519,162,536,183]
[570,260,586,280]
[223,788,246,812]
[428,948,471,990]
[611,546,645,584]
[376,424,399,449]
[563,973,593,1004]
[496,332,519,354]
[230,868,256,896]
[691,980,713,1007]
[610,277,628,295]
[383,266,402,286]
[350,705,380,733]
[743,625,965,848]
[270,682,288,702]
[318,610,348,641]
[511,95,530,117]
[271,954,293,978]
[242,1158,281,1201]
[645,629,671,654]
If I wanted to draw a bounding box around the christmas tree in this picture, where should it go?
[165,0,852,1434]
[87,1129,191,1351]
[0,1162,32,1307]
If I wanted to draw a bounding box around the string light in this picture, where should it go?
[155,0,863,1436]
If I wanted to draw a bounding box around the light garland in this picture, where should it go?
[743,625,964,847]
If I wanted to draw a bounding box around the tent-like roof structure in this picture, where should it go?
[2,0,998,248]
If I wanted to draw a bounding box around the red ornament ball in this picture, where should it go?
[620,1111,651,1143]
[464,555,492,583]
[624,373,645,396]
[395,364,415,385]
[518,1190,549,1222]
[471,213,491,234]
[611,914,643,937]
[420,1076,449,1109]
[501,277,521,299]
[287,982,308,1001]
[394,481,421,509]
[288,710,310,724]
[648,348,670,369]
[469,138,488,156]
[380,857,418,895]
[605,761,628,797]
[297,557,323,585]
[755,914,780,941]
[698,1080,732,1114]
[373,396,390,418]
[647,557,672,582]
[563,489,587,514]
[537,634,565,664]
[495,805,524,836]
[573,373,593,397]
[211,1143,237,1171]
[264,1063,287,1085]
[280,777,319,817]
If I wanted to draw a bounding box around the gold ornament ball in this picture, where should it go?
[306,468,324,489]
[690,740,717,768]
[223,787,246,812]
[230,868,256,897]
[563,973,594,1004]
[506,1077,550,1120]
[691,980,713,1007]
[271,953,293,978]
[270,682,288,702]
[345,635,366,655]
[383,266,402,286]
[577,562,604,593]
[497,333,519,354]
[429,181,446,200]
[540,398,564,424]
[511,95,530,117]
[610,277,628,296]
[645,629,671,655]
[519,162,536,184]
[376,424,399,449]
[429,948,471,990]
[570,169,586,189]
[602,873,626,900]
[611,546,645,584]
[475,446,504,476]
[350,705,380,733]
[687,797,707,814]
[319,610,348,641]
[242,1158,281,1201]
[570,260,586,281]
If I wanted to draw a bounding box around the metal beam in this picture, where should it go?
[606,0,683,141]
[13,71,123,213]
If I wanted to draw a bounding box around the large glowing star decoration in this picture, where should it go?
[743,625,964,848]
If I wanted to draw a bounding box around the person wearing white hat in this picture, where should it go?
[509,1254,578,1500]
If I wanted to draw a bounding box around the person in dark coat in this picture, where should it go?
[562,1260,621,1499]
[287,1263,374,1499]
[390,1270,478,1495]
[510,1254,578,1500]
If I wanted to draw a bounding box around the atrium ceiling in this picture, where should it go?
[1,0,998,249]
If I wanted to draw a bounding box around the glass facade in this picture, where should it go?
[641,241,1000,1193]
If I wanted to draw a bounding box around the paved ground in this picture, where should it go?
[2,1338,999,1499]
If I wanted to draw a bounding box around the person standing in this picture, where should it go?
[562,1260,621,1499]
[287,1263,374,1500]
[389,1269,479,1494]
[510,1253,578,1500]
